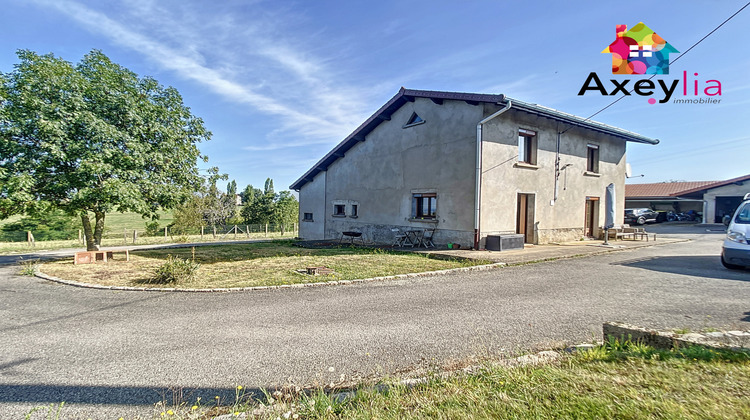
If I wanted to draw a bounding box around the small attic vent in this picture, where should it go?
[403,112,425,128]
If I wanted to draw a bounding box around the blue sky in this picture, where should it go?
[2,0,749,193]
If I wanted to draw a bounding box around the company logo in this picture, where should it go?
[578,22,722,105]
[601,22,678,74]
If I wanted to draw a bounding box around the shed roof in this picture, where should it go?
[675,173,750,196]
[290,88,659,191]
[625,181,718,199]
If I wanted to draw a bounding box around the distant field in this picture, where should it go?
[102,210,175,232]
[0,210,175,232]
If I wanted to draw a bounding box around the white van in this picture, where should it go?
[721,192,750,270]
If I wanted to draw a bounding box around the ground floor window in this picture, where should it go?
[412,193,437,219]
[333,204,346,216]
[303,212,313,222]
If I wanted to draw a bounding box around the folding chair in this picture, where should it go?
[421,228,436,248]
[391,228,407,247]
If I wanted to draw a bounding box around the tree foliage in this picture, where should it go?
[239,179,298,226]
[0,209,79,241]
[0,50,210,250]
[171,169,239,232]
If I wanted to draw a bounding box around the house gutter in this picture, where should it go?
[474,98,512,250]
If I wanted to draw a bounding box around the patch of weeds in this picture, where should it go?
[703,327,720,333]
[674,327,691,334]
[18,257,40,276]
[149,255,200,284]
[580,337,750,364]
[24,402,64,419]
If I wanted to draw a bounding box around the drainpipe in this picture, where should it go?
[474,98,512,250]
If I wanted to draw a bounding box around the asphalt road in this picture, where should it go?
[1,225,748,419]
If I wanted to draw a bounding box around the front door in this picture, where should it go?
[584,197,599,238]
[517,193,535,243]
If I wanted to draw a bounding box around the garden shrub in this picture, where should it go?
[145,220,161,237]
[150,255,200,284]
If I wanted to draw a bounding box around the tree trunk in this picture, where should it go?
[81,213,97,251]
[81,211,105,251]
[93,211,106,250]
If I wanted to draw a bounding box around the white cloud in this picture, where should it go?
[30,0,371,143]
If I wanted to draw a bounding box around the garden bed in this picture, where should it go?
[39,240,490,289]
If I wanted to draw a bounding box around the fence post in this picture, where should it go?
[78,229,83,245]
[281,224,285,236]
[246,225,249,238]
[265,223,268,237]
[200,226,204,240]
[27,231,35,247]
[234,225,237,239]
[212,226,216,238]
[164,227,168,238]
[133,230,137,244]
[123,228,127,244]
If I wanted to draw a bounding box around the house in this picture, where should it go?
[290,88,658,248]
[625,174,750,223]
[602,22,678,75]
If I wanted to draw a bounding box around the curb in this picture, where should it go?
[34,261,507,293]
[32,237,689,293]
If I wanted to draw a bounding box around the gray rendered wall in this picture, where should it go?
[479,105,627,244]
[320,98,482,246]
[298,171,326,240]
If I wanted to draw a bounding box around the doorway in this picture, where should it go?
[584,197,599,238]
[516,193,536,243]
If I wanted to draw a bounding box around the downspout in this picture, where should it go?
[474,98,512,250]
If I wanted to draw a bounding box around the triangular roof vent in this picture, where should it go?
[404,112,424,127]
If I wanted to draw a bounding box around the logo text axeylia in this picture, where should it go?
[578,22,722,104]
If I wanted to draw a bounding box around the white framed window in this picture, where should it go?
[586,144,600,173]
[518,129,537,165]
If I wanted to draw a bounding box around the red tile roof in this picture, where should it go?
[676,173,750,196]
[625,181,718,198]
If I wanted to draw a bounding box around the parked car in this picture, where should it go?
[721,193,750,270]
[624,208,659,225]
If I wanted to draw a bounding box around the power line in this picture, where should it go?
[562,1,750,133]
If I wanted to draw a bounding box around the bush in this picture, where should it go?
[150,255,200,284]
[0,210,79,241]
[145,220,161,236]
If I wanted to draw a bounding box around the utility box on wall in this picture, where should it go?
[485,234,525,251]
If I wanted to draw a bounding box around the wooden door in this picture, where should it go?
[517,193,535,243]
[584,197,599,237]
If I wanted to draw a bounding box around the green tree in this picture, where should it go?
[264,178,274,195]
[238,178,298,227]
[0,50,210,250]
[240,184,262,205]
[272,190,299,227]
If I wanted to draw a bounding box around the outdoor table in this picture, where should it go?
[404,230,424,247]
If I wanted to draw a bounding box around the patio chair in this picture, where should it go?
[422,228,436,248]
[391,228,407,247]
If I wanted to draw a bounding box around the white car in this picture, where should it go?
[721,193,750,270]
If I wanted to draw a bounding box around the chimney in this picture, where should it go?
[616,25,627,38]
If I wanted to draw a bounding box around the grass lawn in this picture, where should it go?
[174,340,749,420]
[40,241,489,288]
